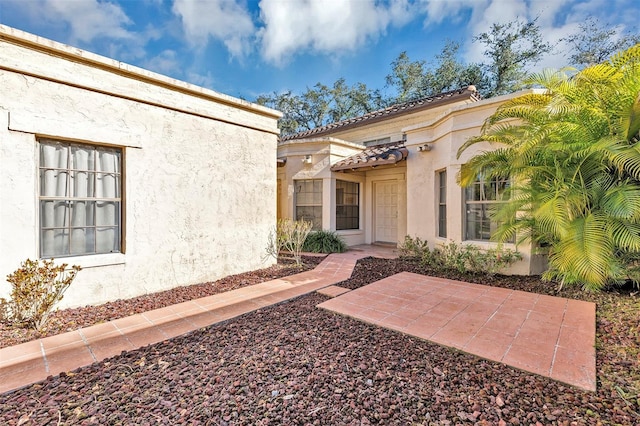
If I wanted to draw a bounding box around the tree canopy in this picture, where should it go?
[256,18,639,137]
[562,17,640,68]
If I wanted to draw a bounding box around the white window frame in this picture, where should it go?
[294,179,323,230]
[38,138,123,258]
[437,169,447,238]
[464,174,510,242]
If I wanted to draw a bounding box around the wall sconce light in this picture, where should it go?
[302,154,313,164]
[418,144,432,152]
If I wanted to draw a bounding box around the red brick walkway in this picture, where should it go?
[318,272,596,391]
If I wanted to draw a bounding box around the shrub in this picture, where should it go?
[0,259,81,330]
[398,235,431,260]
[303,230,347,253]
[265,219,313,266]
[399,236,523,276]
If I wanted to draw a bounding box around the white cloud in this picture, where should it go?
[143,49,181,75]
[258,0,413,66]
[416,0,634,70]
[419,0,486,26]
[172,0,255,58]
[43,0,134,43]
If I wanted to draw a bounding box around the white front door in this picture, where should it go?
[374,181,398,243]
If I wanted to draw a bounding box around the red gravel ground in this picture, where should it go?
[0,256,324,350]
[1,257,639,425]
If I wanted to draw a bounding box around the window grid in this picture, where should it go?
[39,139,122,257]
[464,175,510,242]
[295,179,322,230]
[437,170,447,238]
[336,180,359,230]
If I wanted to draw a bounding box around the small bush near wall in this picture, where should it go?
[398,235,431,260]
[303,230,347,254]
[0,259,81,331]
[266,219,313,266]
[399,236,522,276]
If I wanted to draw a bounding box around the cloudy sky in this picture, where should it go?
[0,0,637,101]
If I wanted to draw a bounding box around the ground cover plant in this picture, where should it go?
[398,236,523,276]
[0,257,638,424]
[302,230,347,253]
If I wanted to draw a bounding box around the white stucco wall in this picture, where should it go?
[0,26,281,308]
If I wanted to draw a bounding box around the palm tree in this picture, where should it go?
[457,44,640,291]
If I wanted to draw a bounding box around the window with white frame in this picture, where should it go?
[295,179,322,230]
[437,170,447,238]
[336,180,359,230]
[464,174,510,241]
[39,139,122,257]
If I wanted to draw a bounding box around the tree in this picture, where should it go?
[384,51,426,102]
[255,91,303,136]
[474,18,553,97]
[328,78,385,123]
[457,43,640,291]
[256,80,384,136]
[563,17,640,68]
[422,40,486,95]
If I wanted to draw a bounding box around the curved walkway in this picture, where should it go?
[0,245,595,394]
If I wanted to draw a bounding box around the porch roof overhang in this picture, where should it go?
[330,142,408,172]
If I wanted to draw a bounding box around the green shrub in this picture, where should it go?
[303,230,347,253]
[265,219,313,265]
[398,235,431,260]
[399,236,523,276]
[0,259,81,330]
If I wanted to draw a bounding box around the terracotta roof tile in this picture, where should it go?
[282,86,480,141]
[331,142,408,172]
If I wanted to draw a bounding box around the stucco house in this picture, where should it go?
[0,26,281,308]
[277,86,547,275]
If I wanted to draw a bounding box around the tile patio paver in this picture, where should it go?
[0,246,396,394]
[317,271,596,392]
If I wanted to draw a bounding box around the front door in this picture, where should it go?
[374,181,398,243]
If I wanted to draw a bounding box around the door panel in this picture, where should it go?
[374,181,398,243]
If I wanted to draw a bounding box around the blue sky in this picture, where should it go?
[0,0,638,102]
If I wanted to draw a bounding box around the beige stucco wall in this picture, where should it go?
[277,90,547,275]
[0,26,281,308]
[404,91,546,275]
[276,138,368,245]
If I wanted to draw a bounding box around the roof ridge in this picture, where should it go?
[281,85,479,141]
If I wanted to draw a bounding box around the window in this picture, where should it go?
[437,170,447,238]
[464,174,510,241]
[39,139,122,257]
[336,180,359,230]
[295,179,322,230]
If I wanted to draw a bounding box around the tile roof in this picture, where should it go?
[331,142,408,172]
[282,86,480,141]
